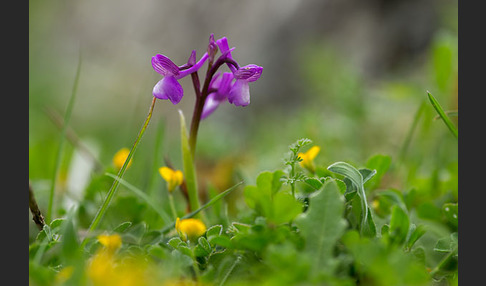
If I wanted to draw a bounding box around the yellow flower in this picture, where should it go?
[113,148,132,169]
[159,166,184,192]
[175,217,206,241]
[97,233,122,253]
[55,266,74,284]
[298,145,320,172]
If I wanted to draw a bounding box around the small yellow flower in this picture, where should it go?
[113,148,132,169]
[159,166,184,192]
[97,233,122,253]
[55,266,74,284]
[175,217,206,241]
[298,145,320,172]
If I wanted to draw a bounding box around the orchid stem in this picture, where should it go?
[83,97,156,245]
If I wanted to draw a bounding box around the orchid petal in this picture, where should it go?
[234,64,263,82]
[152,76,183,104]
[228,79,250,107]
[176,52,209,79]
[201,93,224,119]
[216,37,237,73]
[152,54,180,76]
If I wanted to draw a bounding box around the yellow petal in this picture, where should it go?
[176,218,206,241]
[305,146,320,161]
[97,234,122,251]
[159,166,175,182]
[113,148,132,169]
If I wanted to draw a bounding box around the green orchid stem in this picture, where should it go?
[83,97,157,244]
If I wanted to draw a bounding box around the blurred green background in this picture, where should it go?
[29,0,458,240]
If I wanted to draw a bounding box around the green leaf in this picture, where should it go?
[208,235,232,248]
[427,91,458,139]
[113,221,132,233]
[405,224,427,251]
[179,110,200,213]
[168,237,184,249]
[198,237,212,255]
[294,179,347,276]
[328,162,372,236]
[388,205,410,246]
[244,170,301,223]
[206,225,223,239]
[365,154,392,190]
[442,203,458,228]
[304,178,323,190]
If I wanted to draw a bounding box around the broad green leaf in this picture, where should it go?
[388,205,410,246]
[442,203,458,228]
[272,192,302,224]
[365,154,392,190]
[179,110,200,213]
[328,162,373,237]
[198,237,212,254]
[168,237,183,249]
[294,179,347,276]
[206,225,223,239]
[244,170,301,224]
[304,177,323,190]
[405,224,427,251]
[208,235,232,248]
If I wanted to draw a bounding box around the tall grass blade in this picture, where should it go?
[46,52,82,223]
[84,97,156,241]
[427,91,458,139]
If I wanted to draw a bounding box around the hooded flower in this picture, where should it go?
[152,52,209,104]
[228,64,263,106]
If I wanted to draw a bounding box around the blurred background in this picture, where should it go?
[29,0,458,236]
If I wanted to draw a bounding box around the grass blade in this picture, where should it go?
[46,52,82,223]
[427,91,458,139]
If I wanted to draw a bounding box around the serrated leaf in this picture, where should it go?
[294,179,347,276]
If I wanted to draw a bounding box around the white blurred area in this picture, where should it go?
[63,139,100,210]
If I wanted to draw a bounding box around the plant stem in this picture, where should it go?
[29,181,46,231]
[168,192,178,220]
[84,97,157,240]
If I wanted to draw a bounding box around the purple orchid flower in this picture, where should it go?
[228,64,263,106]
[201,72,234,119]
[152,51,208,104]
